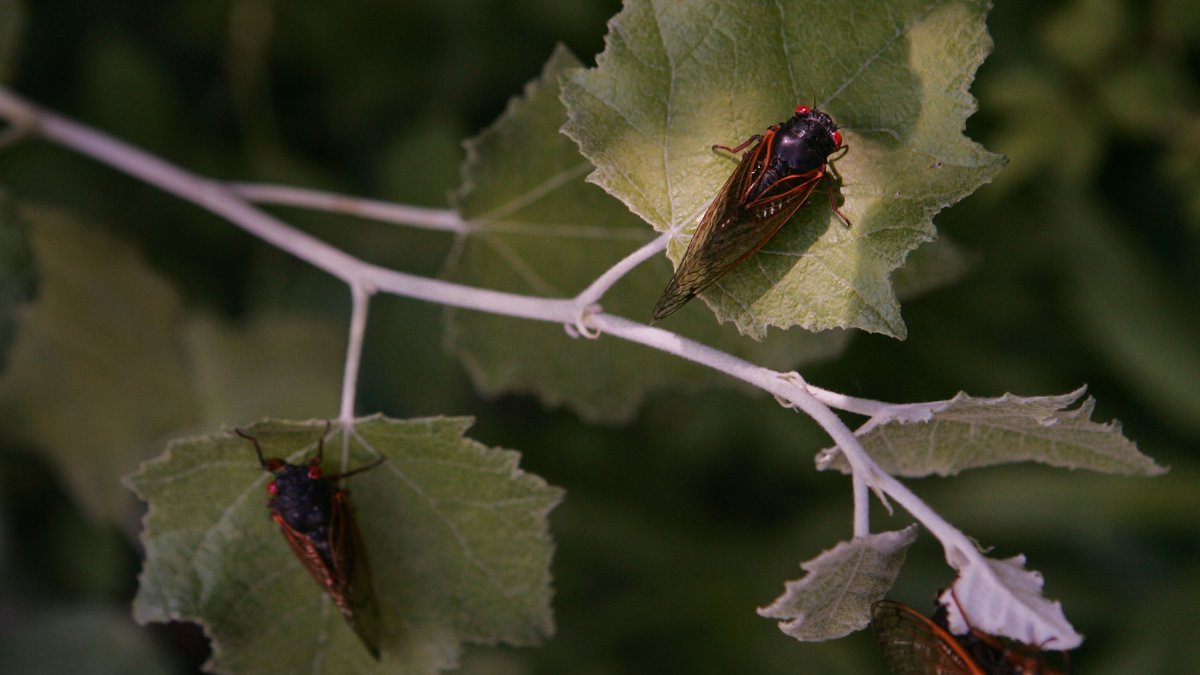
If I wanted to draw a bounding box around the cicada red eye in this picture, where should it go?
[794,104,811,114]
[266,481,278,496]
[307,464,323,479]
[832,130,843,148]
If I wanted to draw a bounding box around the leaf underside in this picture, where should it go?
[816,388,1166,477]
[758,527,919,641]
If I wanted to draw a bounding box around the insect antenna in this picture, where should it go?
[235,428,269,469]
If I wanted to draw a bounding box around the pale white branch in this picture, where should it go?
[0,86,1038,637]
[229,182,470,233]
[339,283,372,430]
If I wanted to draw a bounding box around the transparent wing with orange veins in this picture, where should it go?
[272,511,339,592]
[650,137,826,322]
[329,490,381,660]
[872,601,984,675]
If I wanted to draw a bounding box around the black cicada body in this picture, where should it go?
[237,424,384,660]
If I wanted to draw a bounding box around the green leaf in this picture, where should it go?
[561,0,1004,338]
[1040,0,1126,74]
[815,388,1166,477]
[448,45,847,423]
[0,0,21,82]
[183,311,345,426]
[891,234,974,301]
[1058,192,1200,439]
[0,206,195,521]
[981,68,1103,185]
[0,605,174,675]
[0,204,354,522]
[127,416,563,674]
[0,192,35,369]
[757,527,917,641]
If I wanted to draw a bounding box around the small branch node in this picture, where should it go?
[565,303,603,339]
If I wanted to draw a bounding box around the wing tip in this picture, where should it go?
[651,289,693,323]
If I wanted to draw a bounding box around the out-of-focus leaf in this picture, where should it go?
[1057,192,1200,437]
[1164,116,1200,228]
[0,192,34,370]
[757,527,918,641]
[447,45,847,423]
[979,68,1102,188]
[183,311,344,427]
[378,115,467,208]
[816,388,1165,477]
[128,416,563,673]
[562,0,1004,338]
[0,0,20,83]
[0,605,173,675]
[80,31,183,150]
[1097,60,1193,135]
[0,206,195,521]
[0,203,364,522]
[1040,0,1125,74]
[891,235,975,301]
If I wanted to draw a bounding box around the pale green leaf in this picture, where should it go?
[757,526,918,641]
[448,45,847,423]
[0,206,195,521]
[561,0,1005,338]
[816,388,1166,476]
[892,235,974,301]
[128,416,563,674]
[0,204,358,522]
[0,0,21,82]
[184,311,344,427]
[1058,193,1200,438]
[0,605,174,675]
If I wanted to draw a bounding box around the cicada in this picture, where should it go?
[651,104,849,322]
[872,599,1069,675]
[237,424,384,660]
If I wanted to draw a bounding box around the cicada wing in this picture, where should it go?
[872,601,985,675]
[273,512,339,593]
[272,494,381,660]
[329,490,381,660]
[651,161,823,322]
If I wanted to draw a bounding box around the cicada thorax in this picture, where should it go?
[745,109,841,204]
[266,460,338,563]
[650,104,848,323]
[236,425,384,660]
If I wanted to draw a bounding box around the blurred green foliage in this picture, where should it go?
[0,0,1196,673]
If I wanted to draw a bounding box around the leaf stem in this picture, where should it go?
[339,283,372,432]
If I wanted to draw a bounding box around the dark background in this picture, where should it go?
[0,0,1197,673]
